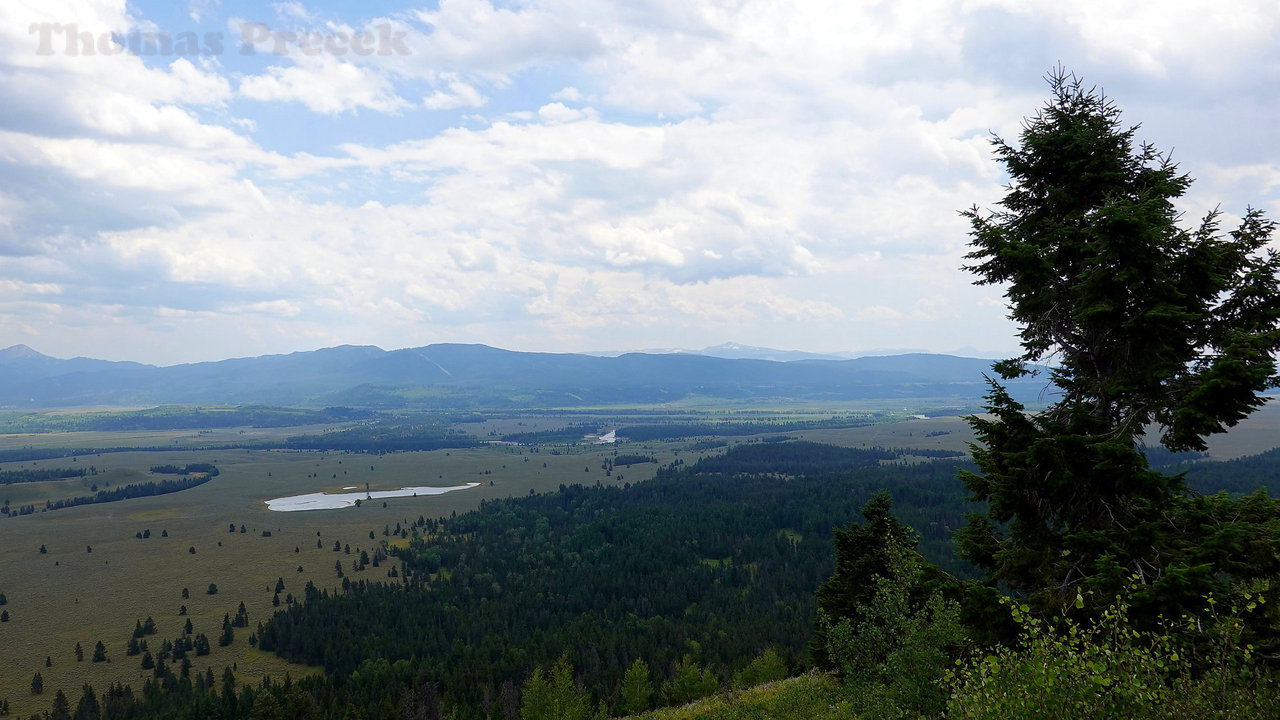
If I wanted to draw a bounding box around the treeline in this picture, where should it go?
[0,431,478,464]
[898,448,966,458]
[616,417,873,441]
[282,423,481,453]
[149,463,219,476]
[0,446,252,464]
[0,405,375,433]
[611,454,654,466]
[42,474,214,512]
[499,423,601,444]
[0,466,95,484]
[1179,446,1280,496]
[679,441,897,475]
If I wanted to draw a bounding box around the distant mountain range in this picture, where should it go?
[585,342,1008,362]
[0,343,1049,409]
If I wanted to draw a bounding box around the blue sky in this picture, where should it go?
[1,0,1278,364]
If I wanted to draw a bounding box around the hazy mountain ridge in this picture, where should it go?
[582,341,1007,362]
[0,343,1046,409]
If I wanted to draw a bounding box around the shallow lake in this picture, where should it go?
[265,483,481,512]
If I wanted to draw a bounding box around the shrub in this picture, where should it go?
[819,523,966,719]
[947,583,1280,720]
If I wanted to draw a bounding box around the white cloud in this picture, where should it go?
[405,0,604,77]
[187,0,221,23]
[423,77,487,110]
[536,102,597,124]
[239,55,409,114]
[552,87,584,102]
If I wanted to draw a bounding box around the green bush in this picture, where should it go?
[732,648,788,690]
[947,583,1280,720]
[820,538,966,718]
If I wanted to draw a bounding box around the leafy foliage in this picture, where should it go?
[817,496,967,718]
[947,583,1280,719]
[731,648,788,690]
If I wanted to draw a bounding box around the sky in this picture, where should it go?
[0,0,1277,365]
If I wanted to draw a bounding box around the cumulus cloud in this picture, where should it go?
[239,54,410,113]
[423,77,487,109]
[0,0,1276,363]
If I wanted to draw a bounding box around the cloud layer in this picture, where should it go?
[1,0,1277,363]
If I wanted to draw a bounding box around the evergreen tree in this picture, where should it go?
[957,70,1280,626]
[92,641,107,662]
[661,656,719,706]
[31,672,43,695]
[220,614,234,646]
[50,689,70,720]
[74,642,83,662]
[76,683,101,720]
[619,658,653,715]
[520,655,590,720]
[249,691,284,720]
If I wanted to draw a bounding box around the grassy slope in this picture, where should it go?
[627,674,853,720]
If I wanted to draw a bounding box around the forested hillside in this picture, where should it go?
[14,435,1280,720]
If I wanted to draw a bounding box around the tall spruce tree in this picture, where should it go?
[956,69,1280,622]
